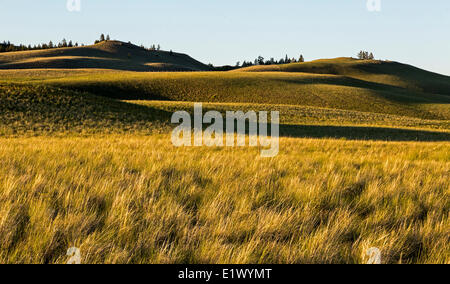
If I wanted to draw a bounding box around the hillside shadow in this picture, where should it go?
[0,83,174,136]
[277,124,450,142]
[0,57,197,72]
[60,82,171,101]
[127,103,450,142]
[356,61,450,96]
[216,121,450,142]
[0,42,211,72]
[274,77,450,104]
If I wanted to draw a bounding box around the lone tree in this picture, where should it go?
[106,34,110,41]
[369,52,374,60]
[299,54,305,62]
[257,56,265,65]
[357,51,364,60]
[100,34,105,42]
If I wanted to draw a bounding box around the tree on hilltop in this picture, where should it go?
[357,50,375,60]
[257,56,265,65]
[357,51,364,60]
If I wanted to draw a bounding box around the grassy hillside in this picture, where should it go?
[0,80,449,141]
[0,61,448,264]
[0,41,211,72]
[238,58,450,97]
[0,83,171,137]
[1,69,448,120]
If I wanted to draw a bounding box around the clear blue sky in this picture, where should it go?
[1,0,449,75]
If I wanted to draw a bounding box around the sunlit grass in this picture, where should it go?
[0,136,448,264]
[0,68,449,264]
[2,69,449,120]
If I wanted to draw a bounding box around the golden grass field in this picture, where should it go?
[0,53,449,263]
[0,136,448,264]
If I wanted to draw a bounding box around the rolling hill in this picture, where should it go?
[0,47,449,265]
[0,70,449,141]
[0,41,211,72]
[237,57,450,97]
[2,69,448,120]
[0,52,449,136]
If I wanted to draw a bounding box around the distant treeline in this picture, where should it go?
[0,34,164,54]
[0,34,114,53]
[236,54,305,68]
[0,39,83,53]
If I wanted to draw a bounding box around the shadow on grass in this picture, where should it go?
[278,124,450,142]
[130,102,450,142]
[274,77,450,104]
[3,82,447,142]
[0,83,174,135]
[0,57,197,72]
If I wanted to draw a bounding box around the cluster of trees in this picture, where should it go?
[145,44,161,51]
[140,43,161,51]
[0,39,83,53]
[357,51,375,60]
[0,33,165,54]
[0,34,113,53]
[237,54,305,67]
[96,34,163,52]
[94,34,111,44]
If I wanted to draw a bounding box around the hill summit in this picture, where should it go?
[0,40,211,71]
[236,57,450,96]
